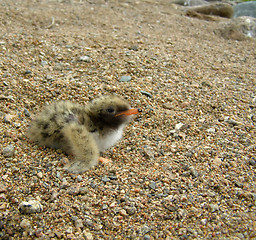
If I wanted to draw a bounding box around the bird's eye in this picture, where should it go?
[107,107,114,113]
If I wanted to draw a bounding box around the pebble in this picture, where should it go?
[24,70,32,75]
[79,56,90,62]
[144,235,151,240]
[209,204,219,212]
[224,117,240,126]
[212,157,222,167]
[119,209,128,216]
[141,90,152,98]
[102,175,110,182]
[3,114,16,123]
[37,172,43,178]
[74,218,84,228]
[79,187,89,195]
[249,159,255,166]
[76,175,83,182]
[190,167,199,178]
[175,122,184,131]
[143,146,154,159]
[207,127,216,133]
[41,60,48,66]
[140,225,151,235]
[149,181,157,190]
[126,206,136,215]
[119,75,132,82]
[83,231,93,240]
[24,108,31,117]
[20,219,31,230]
[67,185,80,195]
[0,184,7,193]
[54,63,63,71]
[2,144,15,157]
[19,200,43,214]
[129,45,138,51]
[201,219,207,225]
[163,103,173,110]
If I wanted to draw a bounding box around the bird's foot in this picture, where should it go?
[99,157,112,164]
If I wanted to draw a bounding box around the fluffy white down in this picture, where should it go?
[92,125,125,152]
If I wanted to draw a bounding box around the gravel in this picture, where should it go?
[0,0,255,239]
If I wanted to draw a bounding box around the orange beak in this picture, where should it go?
[115,108,142,117]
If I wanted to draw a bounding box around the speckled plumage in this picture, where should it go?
[27,95,138,173]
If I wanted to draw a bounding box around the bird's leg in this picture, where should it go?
[99,157,112,164]
[61,123,99,173]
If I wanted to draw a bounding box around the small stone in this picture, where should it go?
[224,117,240,126]
[37,172,43,178]
[207,127,216,133]
[76,175,83,182]
[140,225,151,235]
[0,202,7,210]
[79,187,89,195]
[190,167,199,178]
[85,219,94,227]
[250,193,256,200]
[3,144,15,157]
[163,103,173,110]
[79,56,90,62]
[83,231,93,240]
[35,228,43,237]
[144,235,151,240]
[212,157,222,167]
[180,101,190,108]
[143,146,154,159]
[149,181,157,190]
[67,185,80,195]
[24,70,32,75]
[102,204,108,210]
[234,180,243,188]
[141,90,152,98]
[66,226,74,234]
[209,204,219,212]
[41,60,48,66]
[126,206,136,215]
[20,219,31,230]
[94,224,103,231]
[119,209,127,216]
[54,63,63,71]
[19,200,42,214]
[119,75,132,82]
[46,75,54,81]
[74,218,84,228]
[249,159,256,166]
[3,114,16,123]
[129,45,138,51]
[175,122,184,131]
[102,175,110,182]
[0,194,6,200]
[201,218,207,225]
[24,109,31,117]
[55,231,63,239]
[0,184,7,193]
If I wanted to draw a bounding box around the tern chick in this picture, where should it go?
[27,95,141,173]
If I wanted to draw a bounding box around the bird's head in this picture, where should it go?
[87,95,141,128]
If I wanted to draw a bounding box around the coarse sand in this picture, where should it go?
[0,0,255,239]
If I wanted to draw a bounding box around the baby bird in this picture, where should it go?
[27,95,141,173]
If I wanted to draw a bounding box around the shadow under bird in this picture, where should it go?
[27,95,141,173]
